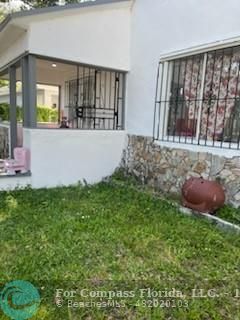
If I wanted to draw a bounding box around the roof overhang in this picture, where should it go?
[0,0,131,33]
[0,24,26,56]
[0,0,132,72]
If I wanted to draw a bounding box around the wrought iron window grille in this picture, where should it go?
[154,46,240,149]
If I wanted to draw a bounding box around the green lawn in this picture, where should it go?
[218,205,240,227]
[0,178,240,319]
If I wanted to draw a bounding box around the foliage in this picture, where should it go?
[0,10,4,22]
[0,180,239,319]
[0,79,8,87]
[22,0,78,8]
[37,105,58,122]
[0,103,58,123]
[0,0,81,13]
[0,0,92,18]
[0,103,21,121]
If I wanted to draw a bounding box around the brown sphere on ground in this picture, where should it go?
[182,177,225,213]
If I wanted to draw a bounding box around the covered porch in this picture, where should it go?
[0,54,126,187]
[0,0,131,188]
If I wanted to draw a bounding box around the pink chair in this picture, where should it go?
[4,148,30,175]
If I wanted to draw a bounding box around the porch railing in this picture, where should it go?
[65,67,125,130]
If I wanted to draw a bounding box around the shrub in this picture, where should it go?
[0,103,9,121]
[0,103,58,123]
[37,105,58,123]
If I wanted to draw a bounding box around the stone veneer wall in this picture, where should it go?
[123,135,240,208]
[0,126,9,159]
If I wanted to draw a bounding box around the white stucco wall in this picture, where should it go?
[0,175,31,190]
[127,0,240,137]
[0,86,58,107]
[0,2,131,71]
[28,4,131,71]
[23,128,126,188]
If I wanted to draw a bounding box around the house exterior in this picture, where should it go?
[0,0,240,207]
[0,84,59,108]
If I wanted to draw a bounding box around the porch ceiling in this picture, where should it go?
[36,58,77,86]
[0,57,95,84]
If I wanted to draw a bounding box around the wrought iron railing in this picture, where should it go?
[65,66,125,130]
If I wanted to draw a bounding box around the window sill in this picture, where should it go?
[155,139,240,158]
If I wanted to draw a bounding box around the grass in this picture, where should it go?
[217,206,240,226]
[0,177,240,319]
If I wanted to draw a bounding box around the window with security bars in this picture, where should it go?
[154,46,240,149]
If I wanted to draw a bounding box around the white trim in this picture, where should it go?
[159,35,240,62]
[155,140,240,158]
[163,62,172,137]
[158,61,170,139]
[196,53,207,139]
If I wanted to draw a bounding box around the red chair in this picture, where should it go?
[176,119,197,137]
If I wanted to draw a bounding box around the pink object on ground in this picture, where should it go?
[4,147,30,175]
